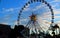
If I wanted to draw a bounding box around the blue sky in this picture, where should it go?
[0,0,60,29]
[0,0,28,26]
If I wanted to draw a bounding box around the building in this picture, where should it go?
[0,24,11,38]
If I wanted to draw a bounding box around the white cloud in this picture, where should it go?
[52,3,59,8]
[0,14,13,22]
[1,22,8,25]
[49,0,60,9]
[40,9,60,19]
[23,8,30,11]
[54,0,60,2]
[1,7,20,13]
[54,16,60,18]
[20,18,28,22]
[32,4,49,11]
[23,3,49,12]
[53,9,60,14]
[4,15,12,20]
[32,5,44,11]
[49,0,60,3]
[14,18,28,25]
[14,21,18,25]
[5,8,14,12]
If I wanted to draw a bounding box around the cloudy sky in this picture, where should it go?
[0,0,60,30]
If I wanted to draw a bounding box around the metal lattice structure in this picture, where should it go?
[17,0,54,38]
[17,0,54,26]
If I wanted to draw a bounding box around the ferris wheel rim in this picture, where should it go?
[17,0,54,26]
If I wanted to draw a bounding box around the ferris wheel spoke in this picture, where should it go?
[26,20,31,27]
[17,0,54,38]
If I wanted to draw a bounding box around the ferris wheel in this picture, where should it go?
[17,0,54,38]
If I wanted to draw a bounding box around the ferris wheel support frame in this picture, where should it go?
[17,0,54,38]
